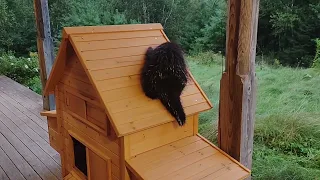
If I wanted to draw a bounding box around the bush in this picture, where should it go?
[254,114,320,157]
[312,38,320,69]
[0,52,41,94]
[188,51,224,66]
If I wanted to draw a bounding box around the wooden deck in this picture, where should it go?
[0,76,61,180]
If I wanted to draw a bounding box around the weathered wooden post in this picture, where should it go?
[218,0,259,176]
[33,0,56,110]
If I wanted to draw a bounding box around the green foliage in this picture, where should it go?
[253,145,320,180]
[188,51,224,66]
[0,52,41,93]
[312,38,320,69]
[25,76,42,94]
[0,0,15,53]
[49,0,133,48]
[190,1,227,54]
[1,0,320,68]
[188,52,320,179]
[254,115,320,157]
[258,0,320,67]
[0,0,36,55]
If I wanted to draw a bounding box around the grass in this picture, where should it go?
[187,53,320,180]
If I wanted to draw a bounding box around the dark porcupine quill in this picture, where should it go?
[140,42,190,126]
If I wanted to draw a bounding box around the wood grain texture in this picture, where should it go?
[67,128,120,174]
[60,109,119,154]
[0,89,49,141]
[33,0,55,110]
[120,136,131,180]
[127,116,194,157]
[0,147,25,180]
[40,110,57,117]
[63,23,163,35]
[0,100,61,165]
[44,38,69,95]
[48,128,63,152]
[218,0,259,174]
[0,77,48,131]
[0,76,61,180]
[240,0,259,171]
[0,120,58,180]
[87,149,112,180]
[193,114,199,135]
[0,132,41,180]
[126,136,250,180]
[71,30,162,42]
[44,24,213,138]
[77,36,165,51]
[0,166,9,180]
[116,102,211,136]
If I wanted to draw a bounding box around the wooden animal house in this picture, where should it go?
[40,23,250,180]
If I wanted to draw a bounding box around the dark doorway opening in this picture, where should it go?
[72,137,87,176]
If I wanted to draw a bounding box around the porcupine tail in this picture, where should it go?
[158,93,186,126]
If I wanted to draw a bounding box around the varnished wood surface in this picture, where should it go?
[126,135,250,180]
[33,0,56,110]
[0,76,61,180]
[44,24,213,137]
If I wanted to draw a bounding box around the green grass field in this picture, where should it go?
[188,53,320,180]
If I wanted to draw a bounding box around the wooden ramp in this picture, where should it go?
[126,135,250,180]
[0,76,61,180]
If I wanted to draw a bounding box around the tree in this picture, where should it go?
[258,0,320,67]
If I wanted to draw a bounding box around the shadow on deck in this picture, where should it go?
[0,76,61,180]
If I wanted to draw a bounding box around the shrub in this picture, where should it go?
[0,52,41,93]
[254,114,320,158]
[312,38,320,69]
[188,51,224,66]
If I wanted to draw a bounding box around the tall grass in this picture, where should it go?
[187,52,320,179]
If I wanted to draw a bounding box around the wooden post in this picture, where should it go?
[218,0,259,174]
[34,0,56,110]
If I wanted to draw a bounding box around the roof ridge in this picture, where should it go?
[63,23,163,36]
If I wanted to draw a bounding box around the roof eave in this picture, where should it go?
[43,36,69,95]
[63,23,163,35]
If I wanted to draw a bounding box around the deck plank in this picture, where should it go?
[0,132,42,180]
[0,120,58,180]
[0,87,48,131]
[0,77,44,119]
[0,102,60,164]
[0,111,61,178]
[0,146,25,180]
[0,91,45,130]
[0,91,49,140]
[0,76,42,106]
[0,110,61,177]
[0,166,9,180]
[0,76,61,180]
[127,135,250,180]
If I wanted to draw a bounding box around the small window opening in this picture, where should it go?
[72,137,87,176]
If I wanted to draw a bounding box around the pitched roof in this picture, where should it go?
[45,23,213,136]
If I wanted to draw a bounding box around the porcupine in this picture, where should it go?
[140,42,189,126]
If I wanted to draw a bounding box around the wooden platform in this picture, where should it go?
[126,135,250,180]
[0,76,61,180]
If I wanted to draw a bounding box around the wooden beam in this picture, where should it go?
[218,0,259,174]
[33,0,56,110]
[40,110,57,117]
